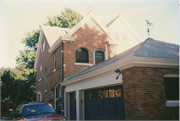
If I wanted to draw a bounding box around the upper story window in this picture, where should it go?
[76,48,89,63]
[163,74,179,107]
[95,49,105,64]
[45,69,47,91]
[54,54,56,70]
[41,40,45,52]
[39,66,42,79]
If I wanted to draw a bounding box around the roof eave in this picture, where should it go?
[48,36,76,54]
[61,56,179,86]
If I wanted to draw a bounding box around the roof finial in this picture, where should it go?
[145,20,153,38]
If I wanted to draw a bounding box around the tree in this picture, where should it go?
[15,8,83,104]
[0,68,25,110]
[43,8,83,29]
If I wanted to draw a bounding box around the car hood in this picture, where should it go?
[23,113,65,121]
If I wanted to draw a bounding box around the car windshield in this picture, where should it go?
[23,104,55,117]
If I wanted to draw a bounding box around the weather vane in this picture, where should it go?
[145,20,153,38]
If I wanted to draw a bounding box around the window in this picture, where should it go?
[76,48,89,63]
[42,40,45,52]
[163,75,179,107]
[95,49,105,64]
[39,66,42,79]
[54,54,56,70]
[59,85,61,97]
[45,70,47,91]
[37,91,42,102]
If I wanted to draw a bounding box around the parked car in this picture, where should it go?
[14,102,65,121]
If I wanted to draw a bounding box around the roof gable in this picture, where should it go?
[65,11,118,45]
[34,26,70,68]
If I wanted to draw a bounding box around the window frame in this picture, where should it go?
[75,47,90,64]
[39,66,42,81]
[45,69,47,91]
[163,74,179,107]
[94,49,105,65]
[54,54,56,71]
[37,91,42,102]
[41,40,45,52]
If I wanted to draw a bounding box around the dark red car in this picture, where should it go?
[14,102,65,121]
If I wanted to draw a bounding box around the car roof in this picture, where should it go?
[20,102,49,107]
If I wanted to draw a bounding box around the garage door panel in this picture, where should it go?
[110,111,116,120]
[110,100,116,109]
[85,85,125,120]
[98,100,103,108]
[104,100,109,109]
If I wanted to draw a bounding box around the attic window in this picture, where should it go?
[42,40,45,52]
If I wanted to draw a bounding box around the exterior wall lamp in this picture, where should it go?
[115,69,121,80]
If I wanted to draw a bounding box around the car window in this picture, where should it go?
[23,104,55,116]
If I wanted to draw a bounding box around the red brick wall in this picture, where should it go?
[64,18,110,79]
[36,33,62,101]
[122,67,179,120]
[36,18,118,102]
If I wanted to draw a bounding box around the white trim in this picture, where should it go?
[164,74,179,78]
[53,69,56,73]
[38,78,42,81]
[34,29,43,68]
[37,91,42,102]
[61,56,179,86]
[65,11,118,45]
[166,100,179,107]
[74,63,92,66]
[44,90,47,93]
[54,54,56,70]
[105,44,108,60]
[48,36,76,53]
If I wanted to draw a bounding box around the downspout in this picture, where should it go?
[61,42,64,115]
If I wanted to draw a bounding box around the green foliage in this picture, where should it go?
[15,82,26,107]
[43,8,83,28]
[1,68,24,110]
[56,97,61,103]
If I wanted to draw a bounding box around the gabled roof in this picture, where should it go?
[41,26,70,47]
[34,26,71,68]
[65,11,118,45]
[107,14,143,43]
[62,38,179,82]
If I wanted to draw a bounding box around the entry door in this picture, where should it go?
[70,92,76,120]
[85,85,125,120]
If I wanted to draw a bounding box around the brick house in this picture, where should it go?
[34,12,179,120]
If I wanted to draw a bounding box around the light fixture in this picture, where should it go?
[115,69,121,80]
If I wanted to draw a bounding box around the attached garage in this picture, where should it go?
[70,92,76,120]
[84,85,125,120]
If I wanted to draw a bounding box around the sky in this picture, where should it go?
[1,0,179,68]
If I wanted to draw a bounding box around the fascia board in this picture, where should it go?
[90,15,118,45]
[119,15,144,43]
[48,36,62,53]
[61,56,179,86]
[48,36,76,53]
[65,13,92,37]
[34,29,43,69]
[61,56,133,86]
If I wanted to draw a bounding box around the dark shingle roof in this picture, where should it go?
[63,38,179,82]
[134,38,179,59]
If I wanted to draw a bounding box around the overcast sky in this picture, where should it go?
[1,0,179,68]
